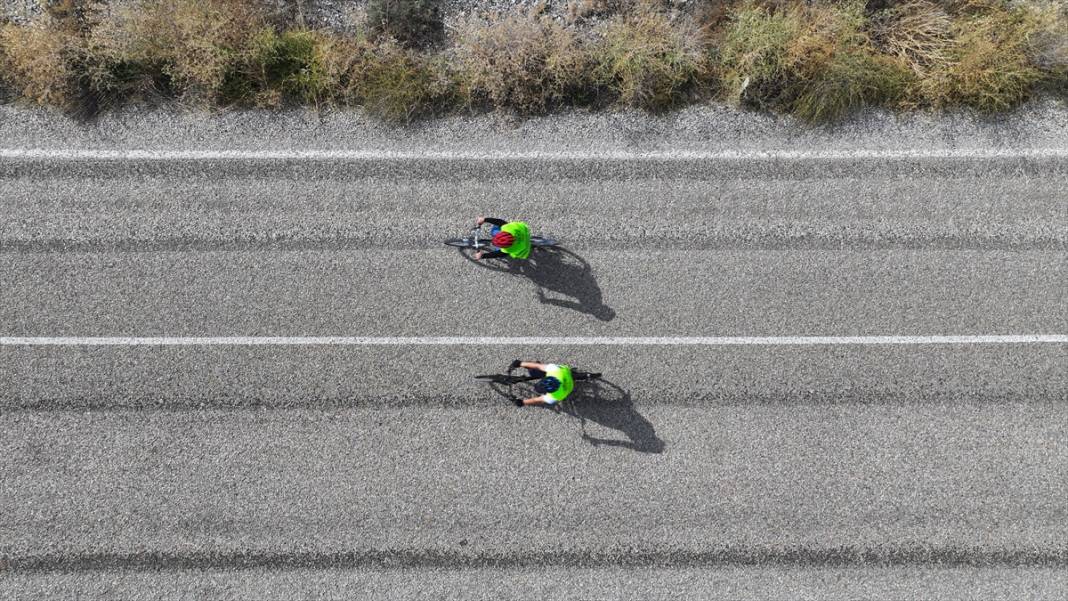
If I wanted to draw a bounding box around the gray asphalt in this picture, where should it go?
[1,406,1065,560]
[1,106,1066,598]
[2,162,1066,250]
[7,567,1067,601]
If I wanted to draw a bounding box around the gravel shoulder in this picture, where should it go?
[1,101,1067,155]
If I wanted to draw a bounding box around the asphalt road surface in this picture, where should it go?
[1,108,1066,599]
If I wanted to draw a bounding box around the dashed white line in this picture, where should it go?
[1,335,1064,346]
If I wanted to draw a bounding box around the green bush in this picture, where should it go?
[366,0,444,49]
[346,40,456,122]
[718,4,800,107]
[455,11,594,114]
[233,29,333,106]
[594,7,708,110]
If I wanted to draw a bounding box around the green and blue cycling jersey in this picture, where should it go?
[540,364,574,404]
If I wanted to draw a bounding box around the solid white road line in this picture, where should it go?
[2,149,1068,161]
[0,336,1065,346]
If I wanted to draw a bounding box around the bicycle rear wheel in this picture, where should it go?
[531,236,557,247]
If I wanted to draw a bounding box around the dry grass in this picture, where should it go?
[783,1,909,121]
[594,6,709,110]
[870,1,953,71]
[454,10,594,114]
[943,2,1044,111]
[1019,0,1068,96]
[869,0,1060,110]
[720,1,907,121]
[869,0,953,105]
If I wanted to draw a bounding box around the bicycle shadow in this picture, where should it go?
[558,379,665,454]
[459,246,616,322]
[479,374,665,454]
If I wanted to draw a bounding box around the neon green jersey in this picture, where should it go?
[499,221,531,260]
[543,364,574,403]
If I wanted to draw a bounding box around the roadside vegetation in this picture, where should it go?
[0,0,1065,122]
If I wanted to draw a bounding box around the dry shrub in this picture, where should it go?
[80,3,171,108]
[0,2,150,114]
[93,0,268,102]
[2,0,1062,119]
[455,11,593,114]
[869,0,954,106]
[595,6,708,110]
[0,18,81,106]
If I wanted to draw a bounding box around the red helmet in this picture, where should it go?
[492,231,515,248]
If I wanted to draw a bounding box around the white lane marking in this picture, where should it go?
[1,336,1065,346]
[1,148,1067,161]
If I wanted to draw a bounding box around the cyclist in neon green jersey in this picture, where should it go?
[473,216,531,260]
[508,360,577,407]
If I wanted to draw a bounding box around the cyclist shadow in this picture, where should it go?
[460,246,616,322]
[479,375,664,454]
[554,379,665,454]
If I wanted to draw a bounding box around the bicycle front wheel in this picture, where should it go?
[444,237,493,249]
[475,374,530,385]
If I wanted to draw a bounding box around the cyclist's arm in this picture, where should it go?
[519,361,547,371]
[521,395,554,406]
[479,217,507,227]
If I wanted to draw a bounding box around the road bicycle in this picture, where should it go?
[444,223,558,252]
[475,363,602,401]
